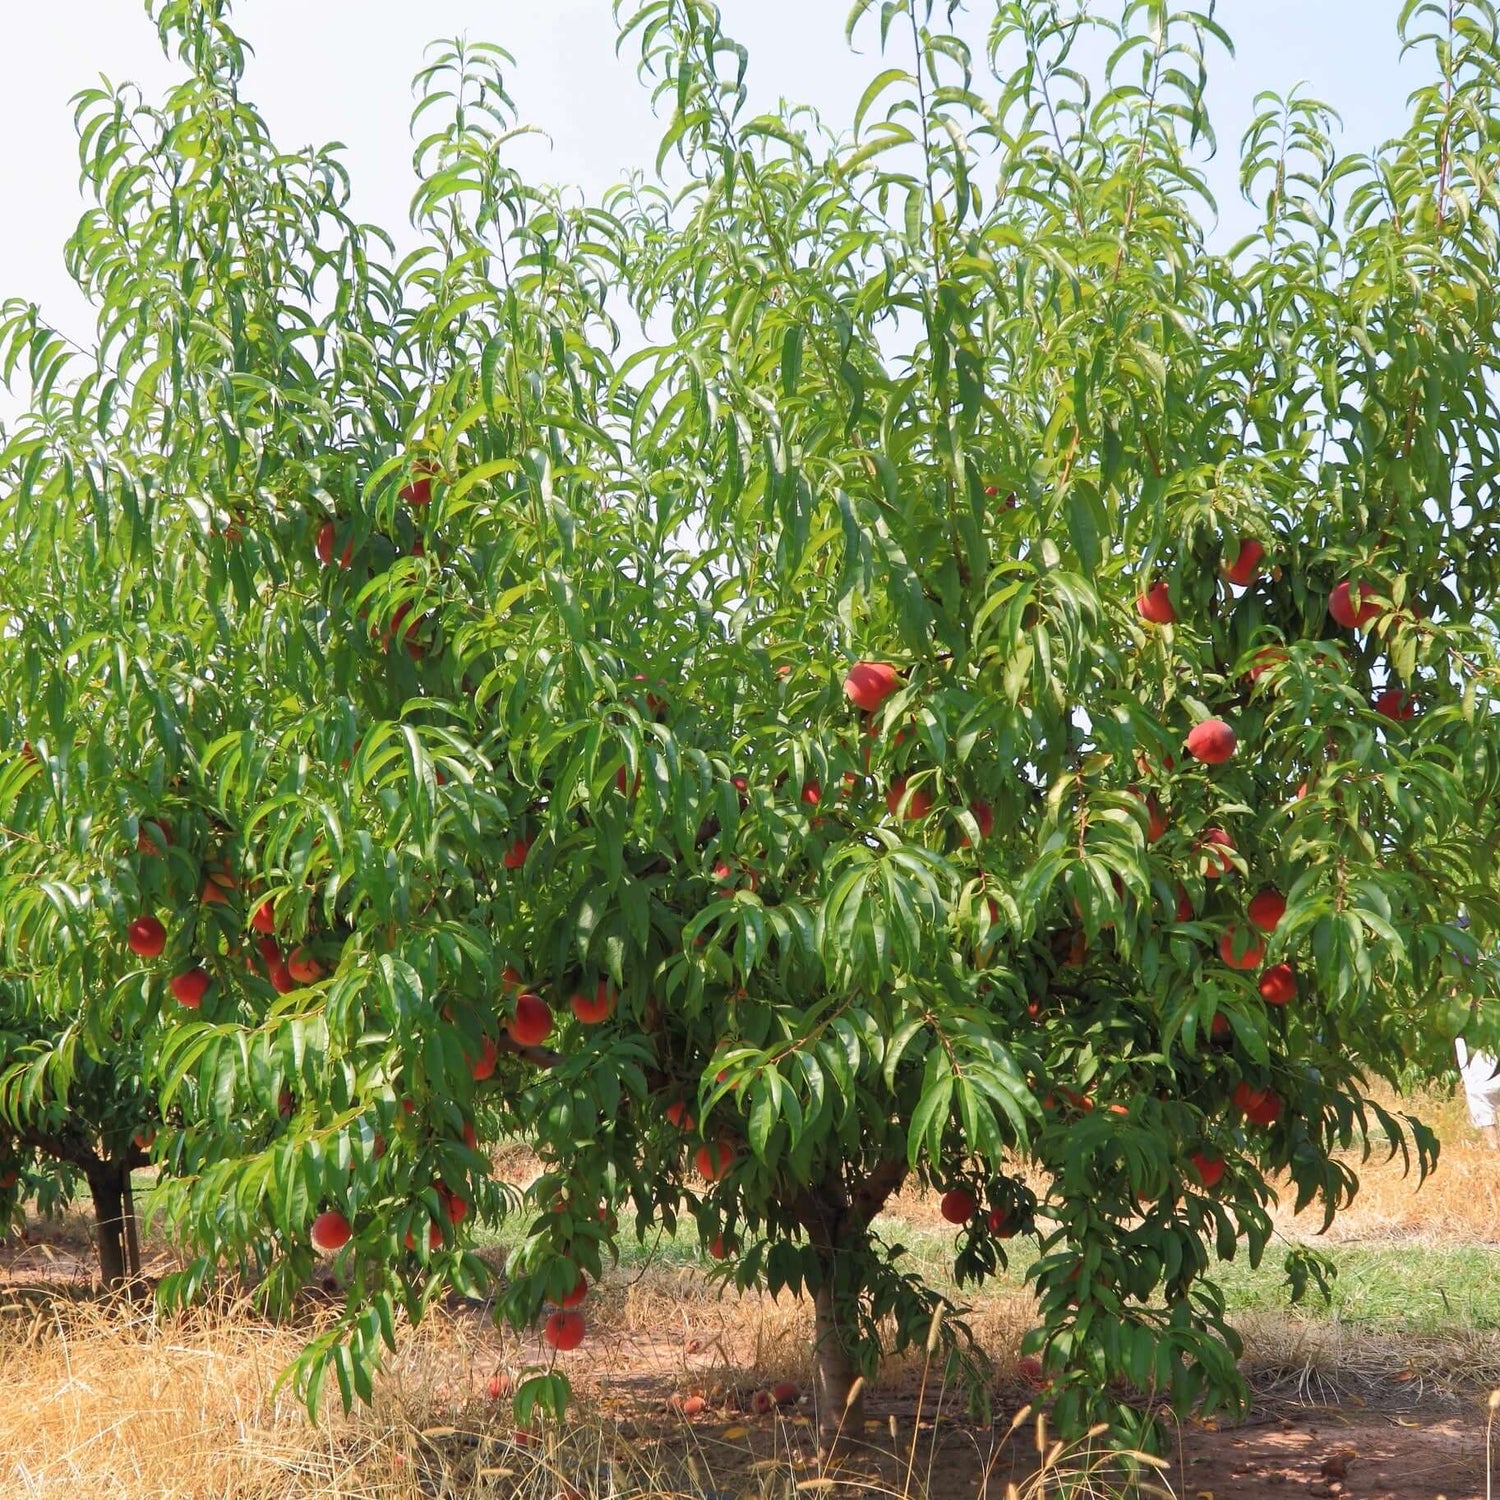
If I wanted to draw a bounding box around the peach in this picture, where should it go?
[1258,964,1296,1005]
[508,993,553,1047]
[1248,889,1286,932]
[1186,717,1236,765]
[1328,579,1380,630]
[939,1188,976,1223]
[169,969,211,1009]
[310,1210,352,1253]
[127,916,167,958]
[1222,539,1264,587]
[1137,581,1176,624]
[843,661,900,712]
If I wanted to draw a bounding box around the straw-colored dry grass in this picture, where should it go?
[0,1289,1151,1500]
[0,1294,416,1496]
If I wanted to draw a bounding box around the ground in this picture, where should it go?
[1,1091,1497,1497]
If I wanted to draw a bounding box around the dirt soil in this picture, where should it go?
[577,1383,1490,1500]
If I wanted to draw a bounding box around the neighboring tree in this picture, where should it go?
[3,0,1500,1453]
[0,985,154,1288]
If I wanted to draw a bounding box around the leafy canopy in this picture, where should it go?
[1,0,1499,1443]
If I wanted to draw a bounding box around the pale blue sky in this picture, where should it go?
[0,1,1416,343]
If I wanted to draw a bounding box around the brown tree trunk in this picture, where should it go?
[798,1158,907,1460]
[813,1275,864,1456]
[85,1158,138,1294]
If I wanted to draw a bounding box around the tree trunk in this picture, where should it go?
[813,1274,864,1457]
[85,1158,139,1294]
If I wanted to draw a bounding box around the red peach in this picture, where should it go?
[127,916,167,958]
[1137,581,1177,624]
[543,1311,586,1351]
[1189,1152,1225,1189]
[1329,579,1380,630]
[939,1188,977,1224]
[310,1210,352,1253]
[508,994,553,1047]
[1258,964,1297,1005]
[1222,539,1264,587]
[1248,889,1286,932]
[1186,718,1236,765]
[1219,928,1266,971]
[572,980,616,1024]
[843,661,900,712]
[169,969,211,1009]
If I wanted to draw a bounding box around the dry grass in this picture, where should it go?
[0,1290,1157,1500]
[0,1293,418,1496]
[1289,1087,1500,1244]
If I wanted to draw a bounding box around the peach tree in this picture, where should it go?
[2,0,1500,1452]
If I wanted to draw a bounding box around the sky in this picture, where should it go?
[0,1,1421,350]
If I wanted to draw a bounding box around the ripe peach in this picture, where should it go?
[680,1394,707,1417]
[665,1100,696,1131]
[1219,928,1266,971]
[800,779,822,806]
[1233,1082,1282,1125]
[201,870,236,905]
[127,916,167,958]
[1136,581,1176,624]
[708,1233,730,1260]
[543,1310,586,1351]
[1186,717,1236,765]
[310,1210,352,1253]
[1258,964,1296,1006]
[572,980,615,1024]
[771,1380,801,1405]
[316,520,353,568]
[986,1206,1016,1239]
[1248,889,1286,932]
[965,799,995,841]
[1246,645,1287,683]
[1128,787,1167,842]
[508,994,553,1047]
[1222,539,1264,587]
[939,1188,976,1224]
[286,949,324,984]
[1189,1152,1225,1189]
[137,820,172,855]
[1328,579,1380,630]
[1199,828,1235,878]
[693,1141,735,1183]
[169,969,211,1009]
[503,836,531,870]
[886,776,934,819]
[251,900,276,935]
[400,459,439,508]
[470,1037,499,1082]
[559,1273,588,1308]
[487,1371,512,1400]
[1374,687,1416,720]
[844,661,900,712]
